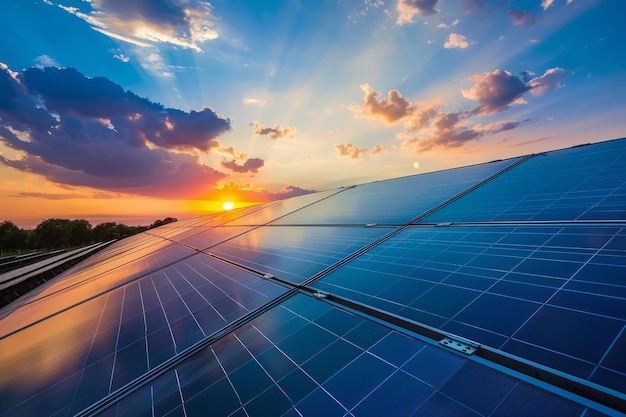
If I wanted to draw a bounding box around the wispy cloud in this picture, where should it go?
[113,53,130,63]
[208,181,316,202]
[252,121,297,139]
[541,0,555,10]
[242,97,267,106]
[507,9,537,27]
[13,191,117,200]
[527,67,573,95]
[57,0,218,52]
[335,143,385,160]
[34,55,59,68]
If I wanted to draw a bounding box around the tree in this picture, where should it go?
[32,219,73,249]
[149,217,177,229]
[68,219,92,246]
[0,221,28,252]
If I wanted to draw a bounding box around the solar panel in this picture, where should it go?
[312,224,626,393]
[1,138,625,416]
[420,139,626,223]
[271,158,520,225]
[94,294,600,417]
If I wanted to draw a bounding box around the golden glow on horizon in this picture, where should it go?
[413,162,420,169]
[222,201,235,211]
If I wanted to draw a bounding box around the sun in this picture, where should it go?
[222,201,235,211]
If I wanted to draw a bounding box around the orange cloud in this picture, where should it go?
[252,121,297,139]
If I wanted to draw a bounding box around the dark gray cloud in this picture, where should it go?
[507,9,537,27]
[222,158,265,173]
[0,63,231,198]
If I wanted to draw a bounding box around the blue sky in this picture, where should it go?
[1,0,625,226]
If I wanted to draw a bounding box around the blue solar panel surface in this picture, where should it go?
[312,225,626,394]
[272,158,519,225]
[98,294,599,417]
[421,139,626,223]
[1,138,625,416]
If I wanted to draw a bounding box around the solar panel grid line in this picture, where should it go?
[96,293,611,417]
[0,237,180,316]
[315,291,626,414]
[74,288,300,417]
[310,224,626,395]
[0,246,198,341]
[407,154,537,226]
[590,323,626,384]
[505,226,622,364]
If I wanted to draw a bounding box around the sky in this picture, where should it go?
[1,0,625,228]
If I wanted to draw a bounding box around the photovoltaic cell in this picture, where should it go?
[98,294,600,417]
[226,188,346,226]
[205,226,390,284]
[271,158,519,225]
[0,241,197,335]
[313,225,626,394]
[420,139,626,223]
[0,254,288,417]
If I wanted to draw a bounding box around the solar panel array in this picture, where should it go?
[1,138,625,416]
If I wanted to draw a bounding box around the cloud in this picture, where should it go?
[113,53,130,63]
[527,67,573,96]
[252,121,297,139]
[335,143,384,160]
[444,33,472,49]
[461,68,573,114]
[396,0,439,25]
[12,191,116,200]
[57,0,218,52]
[208,181,316,202]
[216,144,247,160]
[507,9,537,27]
[0,64,232,199]
[34,55,59,68]
[437,19,460,28]
[242,97,267,106]
[350,84,414,123]
[462,0,486,12]
[541,0,555,10]
[402,111,481,153]
[462,69,531,114]
[401,113,533,153]
[372,144,384,155]
[221,157,264,173]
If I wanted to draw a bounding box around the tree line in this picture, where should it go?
[0,217,177,253]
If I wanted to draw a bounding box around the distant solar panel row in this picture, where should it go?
[1,138,625,416]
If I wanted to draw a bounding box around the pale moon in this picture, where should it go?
[222,201,235,210]
[413,162,420,169]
